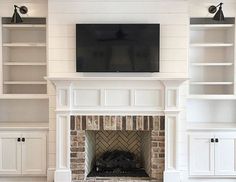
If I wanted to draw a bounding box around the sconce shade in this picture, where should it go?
[208,5,217,14]
[11,8,23,23]
[11,5,28,24]
[213,6,224,21]
[19,6,28,14]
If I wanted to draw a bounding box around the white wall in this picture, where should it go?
[190,0,236,17]
[48,0,189,77]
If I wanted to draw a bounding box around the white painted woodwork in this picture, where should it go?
[73,89,100,107]
[0,133,21,175]
[191,63,233,66]
[2,25,46,28]
[2,21,47,95]
[0,0,49,181]
[189,132,236,177]
[214,133,236,176]
[190,43,234,47]
[189,133,214,176]
[50,78,184,112]
[167,89,178,108]
[21,133,47,175]
[56,115,70,170]
[105,89,130,107]
[0,99,48,123]
[189,20,235,96]
[190,24,234,29]
[0,131,47,176]
[4,62,46,66]
[54,115,71,182]
[3,43,46,47]
[48,76,186,182]
[165,115,177,170]
[187,100,236,124]
[134,89,163,108]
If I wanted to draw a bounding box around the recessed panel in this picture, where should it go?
[58,89,68,107]
[73,89,100,107]
[167,89,177,108]
[135,89,162,107]
[105,89,130,107]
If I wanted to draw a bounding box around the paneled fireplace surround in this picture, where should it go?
[49,76,186,182]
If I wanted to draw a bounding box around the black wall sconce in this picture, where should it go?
[208,3,224,21]
[11,5,28,23]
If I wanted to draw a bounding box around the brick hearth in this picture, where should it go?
[70,115,165,182]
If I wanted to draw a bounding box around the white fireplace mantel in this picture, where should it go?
[47,76,187,182]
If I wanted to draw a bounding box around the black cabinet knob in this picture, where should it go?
[215,138,219,143]
[211,138,214,143]
[17,138,21,142]
[22,138,25,142]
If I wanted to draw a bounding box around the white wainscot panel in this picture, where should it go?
[104,89,130,107]
[167,89,177,108]
[73,89,100,107]
[134,89,163,108]
[58,89,68,107]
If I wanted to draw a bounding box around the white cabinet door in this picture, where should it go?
[0,133,21,175]
[21,132,46,175]
[189,133,215,176]
[215,133,236,176]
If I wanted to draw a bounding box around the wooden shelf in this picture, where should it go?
[3,43,46,47]
[4,81,47,85]
[2,24,46,28]
[190,43,234,47]
[191,63,233,66]
[0,94,49,99]
[188,95,236,100]
[190,24,234,29]
[4,62,46,66]
[190,82,233,85]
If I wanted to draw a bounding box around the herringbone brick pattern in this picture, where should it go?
[95,131,141,160]
[70,115,165,181]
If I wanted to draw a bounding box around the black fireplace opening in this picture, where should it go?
[87,150,149,177]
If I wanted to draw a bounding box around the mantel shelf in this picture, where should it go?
[46,76,188,82]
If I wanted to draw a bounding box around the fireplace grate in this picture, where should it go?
[87,168,149,177]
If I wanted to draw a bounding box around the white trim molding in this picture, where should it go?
[47,76,187,182]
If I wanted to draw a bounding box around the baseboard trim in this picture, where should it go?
[164,170,181,182]
[0,176,46,182]
[54,169,71,182]
[47,168,56,182]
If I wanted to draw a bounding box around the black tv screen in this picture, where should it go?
[76,24,160,72]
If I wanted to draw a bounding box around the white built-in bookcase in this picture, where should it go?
[0,18,48,126]
[187,18,236,127]
[2,18,47,95]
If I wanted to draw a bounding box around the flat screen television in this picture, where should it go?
[76,24,160,72]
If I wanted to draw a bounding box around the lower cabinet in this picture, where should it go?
[189,132,236,177]
[0,131,47,176]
